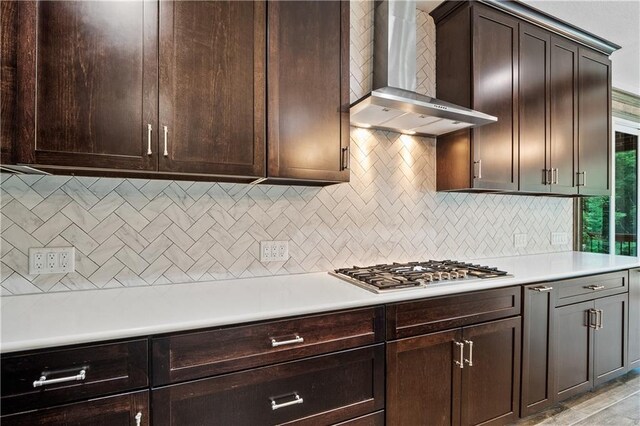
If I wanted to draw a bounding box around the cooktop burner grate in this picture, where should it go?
[330,260,510,293]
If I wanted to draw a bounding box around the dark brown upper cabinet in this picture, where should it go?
[577,48,611,196]
[14,1,158,172]
[158,1,265,178]
[519,28,579,195]
[432,1,616,196]
[2,0,349,185]
[267,0,350,184]
[434,3,520,192]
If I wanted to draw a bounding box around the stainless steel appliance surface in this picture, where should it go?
[330,260,511,293]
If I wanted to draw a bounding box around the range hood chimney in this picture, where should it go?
[350,0,497,137]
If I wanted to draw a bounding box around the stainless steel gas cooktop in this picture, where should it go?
[330,260,511,294]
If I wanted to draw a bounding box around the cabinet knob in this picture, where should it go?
[135,412,142,426]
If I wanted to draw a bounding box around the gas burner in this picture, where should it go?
[330,260,510,293]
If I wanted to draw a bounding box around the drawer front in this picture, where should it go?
[1,390,149,426]
[152,307,384,385]
[555,271,627,306]
[387,286,521,339]
[152,345,385,426]
[1,340,148,415]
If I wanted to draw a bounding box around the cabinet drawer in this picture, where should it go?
[1,390,149,426]
[387,286,521,339]
[555,271,627,306]
[152,345,385,426]
[152,307,384,385]
[1,340,148,415]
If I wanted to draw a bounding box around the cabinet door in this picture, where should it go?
[630,269,640,369]
[554,300,594,401]
[16,1,157,171]
[267,0,350,183]
[460,316,521,426]
[521,284,555,417]
[549,36,578,195]
[386,329,462,426]
[594,293,628,386]
[158,1,265,177]
[1,391,149,426]
[518,24,550,193]
[577,48,611,196]
[471,6,519,191]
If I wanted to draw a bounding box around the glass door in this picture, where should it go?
[581,118,639,256]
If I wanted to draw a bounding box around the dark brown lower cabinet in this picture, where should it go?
[386,317,521,426]
[521,284,556,416]
[152,345,384,426]
[629,269,640,369]
[1,391,149,426]
[555,293,628,401]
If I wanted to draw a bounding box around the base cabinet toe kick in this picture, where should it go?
[1,270,638,425]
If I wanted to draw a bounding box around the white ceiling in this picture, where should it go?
[418,0,640,95]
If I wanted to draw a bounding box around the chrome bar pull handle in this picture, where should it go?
[585,285,605,291]
[146,124,152,155]
[577,171,586,186]
[598,309,604,330]
[543,169,550,185]
[135,412,142,426]
[531,285,553,292]
[553,168,559,185]
[464,340,474,366]
[33,369,86,388]
[163,125,169,157]
[474,160,482,179]
[271,335,304,348]
[342,146,350,170]
[271,393,303,410]
[588,309,598,329]
[454,341,464,368]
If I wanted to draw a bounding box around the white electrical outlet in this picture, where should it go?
[29,247,75,274]
[551,232,569,246]
[514,233,527,248]
[260,241,289,262]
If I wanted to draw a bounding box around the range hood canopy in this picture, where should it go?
[351,0,497,137]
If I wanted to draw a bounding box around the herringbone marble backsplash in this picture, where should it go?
[0,2,573,295]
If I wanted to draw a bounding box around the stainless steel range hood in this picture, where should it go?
[350,0,497,137]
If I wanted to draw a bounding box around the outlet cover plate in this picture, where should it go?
[260,241,289,262]
[551,232,569,246]
[514,233,527,248]
[29,247,75,274]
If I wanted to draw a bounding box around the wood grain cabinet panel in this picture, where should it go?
[15,1,158,171]
[152,345,384,426]
[1,391,149,426]
[554,293,628,401]
[386,286,521,339]
[518,23,551,193]
[1,339,148,416]
[152,307,384,385]
[471,6,520,191]
[521,284,556,417]
[577,48,612,196]
[386,317,521,426]
[629,268,640,369]
[549,36,579,195]
[267,0,350,184]
[158,1,265,177]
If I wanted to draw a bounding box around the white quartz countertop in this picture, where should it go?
[2,251,639,353]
